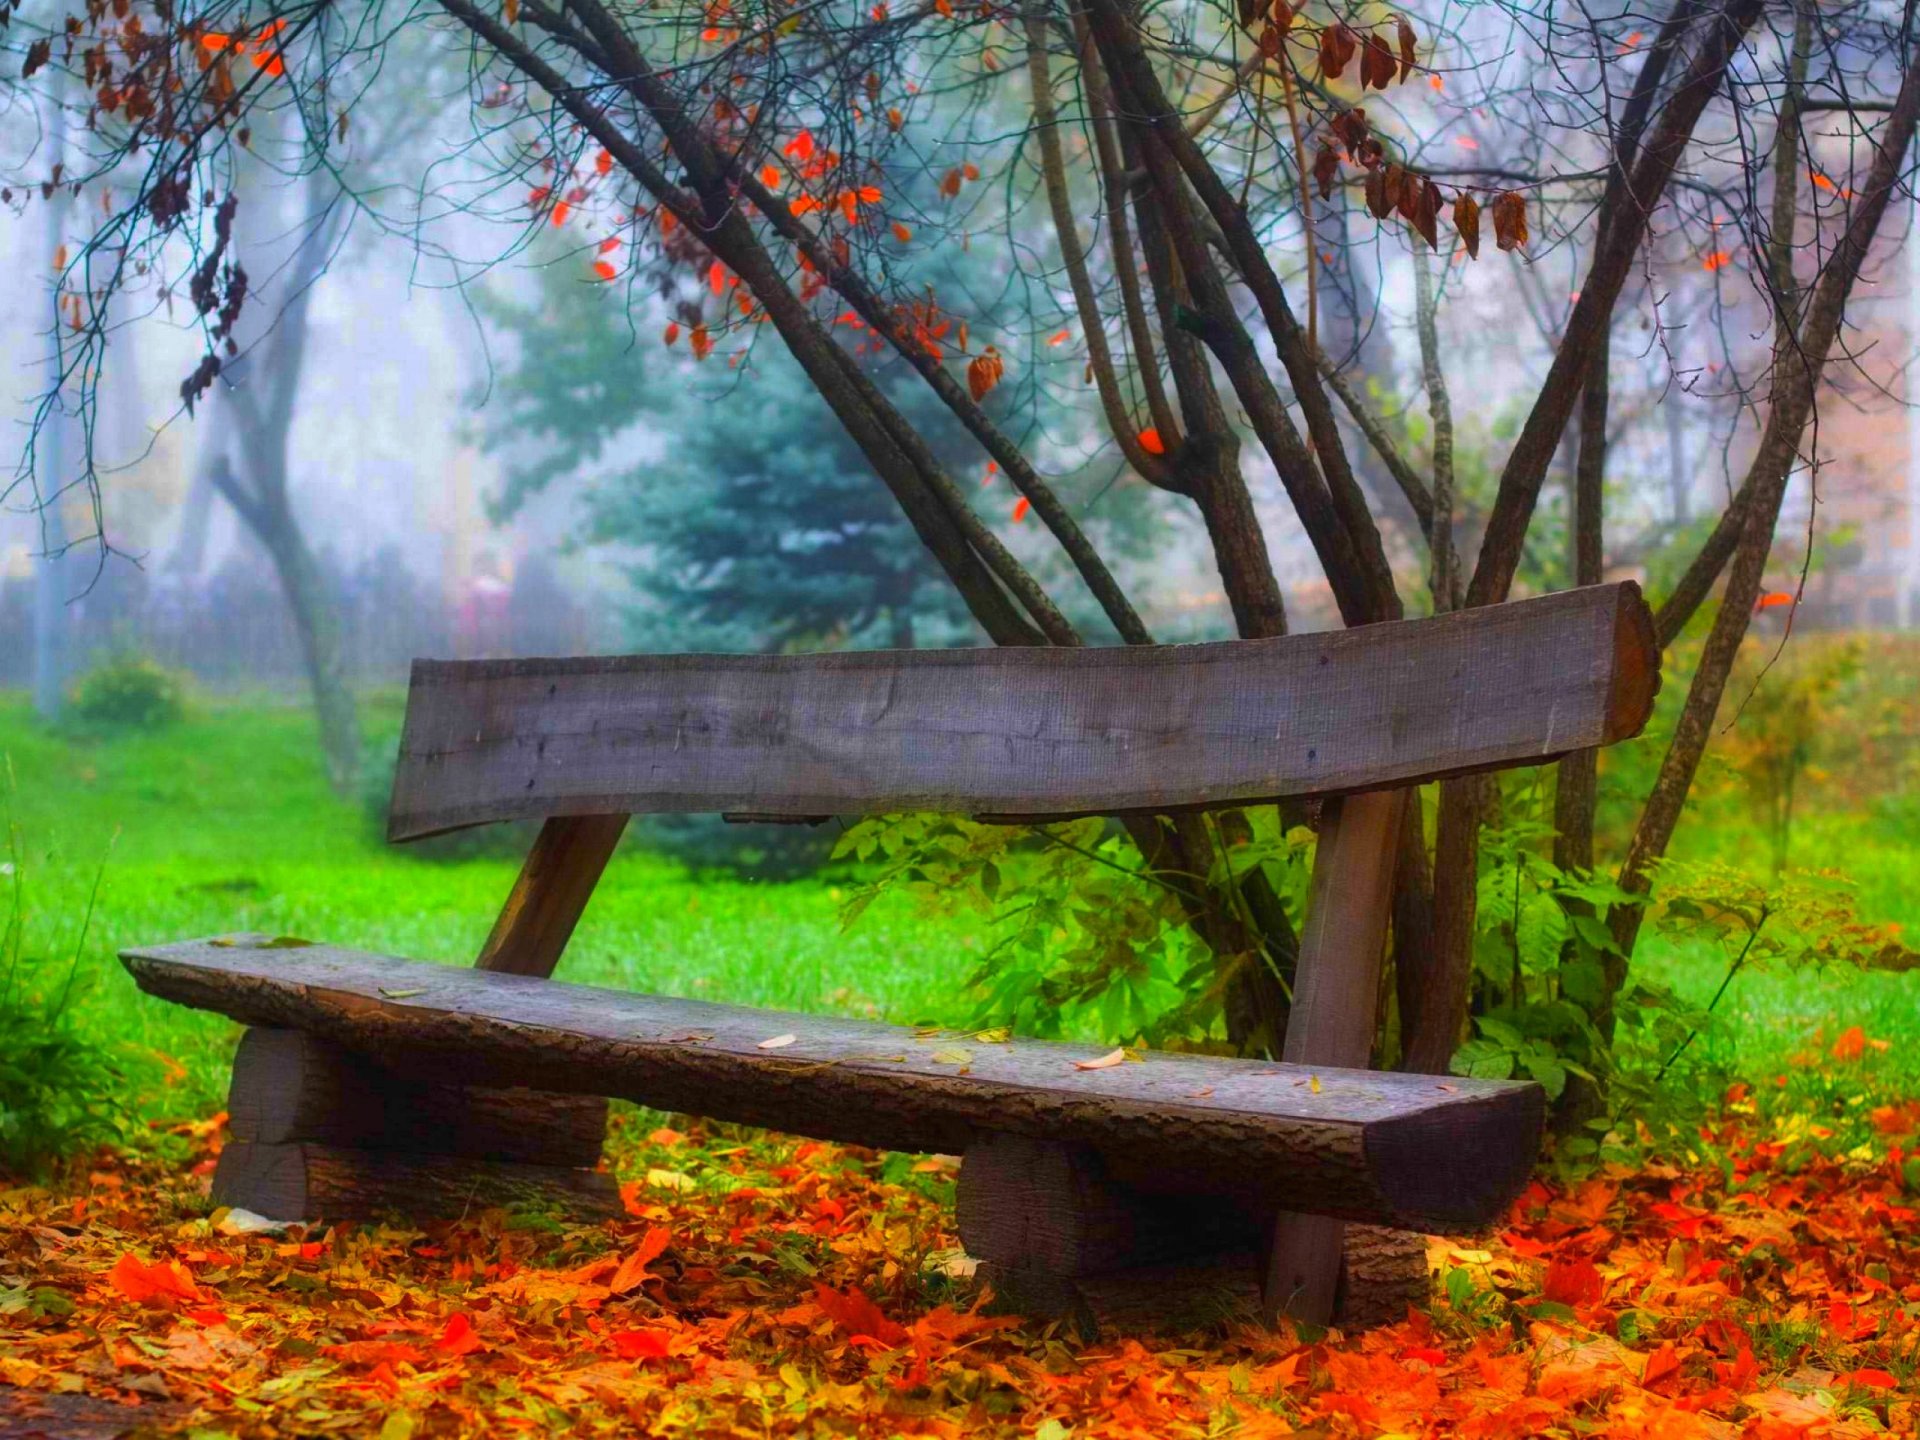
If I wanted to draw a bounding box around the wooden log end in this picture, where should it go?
[1605,579,1662,743]
[1364,1082,1546,1232]
[212,1141,619,1223]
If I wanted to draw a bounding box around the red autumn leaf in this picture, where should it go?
[1138,427,1166,455]
[1641,1341,1685,1390]
[527,185,552,208]
[690,324,714,361]
[1396,14,1417,79]
[434,1312,487,1357]
[598,236,621,254]
[812,1284,907,1345]
[1312,145,1341,200]
[1011,497,1031,522]
[663,321,681,346]
[1840,1367,1897,1389]
[595,149,612,175]
[609,1328,673,1361]
[1702,249,1731,272]
[1491,190,1528,251]
[108,1253,201,1306]
[784,129,815,161]
[551,200,572,228]
[1361,32,1397,90]
[1319,22,1358,80]
[966,346,1003,402]
[890,221,912,243]
[593,260,617,281]
[1542,1256,1604,1306]
[1454,192,1482,259]
[962,163,980,181]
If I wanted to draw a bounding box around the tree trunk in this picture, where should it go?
[248,483,362,794]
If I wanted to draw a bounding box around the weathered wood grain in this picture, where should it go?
[1265,789,1408,1326]
[226,1027,607,1166]
[387,584,1658,840]
[476,814,629,976]
[122,936,1544,1231]
[212,1139,619,1222]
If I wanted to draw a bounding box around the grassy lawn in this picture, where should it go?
[3,683,1915,1125]
[2,695,1000,1120]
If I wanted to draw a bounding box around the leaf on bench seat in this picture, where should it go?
[757,1034,797,1050]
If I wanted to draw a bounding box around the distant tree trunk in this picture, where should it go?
[219,461,361,791]
[205,162,362,794]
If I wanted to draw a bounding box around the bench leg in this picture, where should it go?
[955,1133,1426,1334]
[212,1027,617,1222]
[1264,789,1408,1327]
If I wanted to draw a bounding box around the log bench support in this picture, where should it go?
[212,1027,618,1221]
[954,1132,1427,1334]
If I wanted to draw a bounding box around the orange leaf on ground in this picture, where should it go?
[610,1328,673,1360]
[434,1312,487,1357]
[109,1253,201,1306]
[813,1284,907,1346]
[1542,1256,1604,1306]
[610,1227,672,1294]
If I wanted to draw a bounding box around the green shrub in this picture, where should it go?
[66,653,187,732]
[0,849,127,1179]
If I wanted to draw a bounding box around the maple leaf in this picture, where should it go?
[1542,1255,1604,1306]
[610,1226,672,1294]
[812,1284,907,1346]
[966,346,1004,402]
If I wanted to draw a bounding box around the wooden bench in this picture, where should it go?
[122,582,1658,1330]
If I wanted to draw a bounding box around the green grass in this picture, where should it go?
[1,694,1000,1121]
[1,684,1915,1130]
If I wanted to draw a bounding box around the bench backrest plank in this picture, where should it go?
[388,582,1656,840]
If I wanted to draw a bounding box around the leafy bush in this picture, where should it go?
[835,809,1313,1049]
[66,652,187,732]
[0,846,127,1179]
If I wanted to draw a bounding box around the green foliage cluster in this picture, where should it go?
[833,809,1314,1050]
[0,831,127,1178]
[65,652,187,733]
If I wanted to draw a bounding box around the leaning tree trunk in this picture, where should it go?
[262,506,361,796]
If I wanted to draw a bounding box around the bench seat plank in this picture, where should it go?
[387,582,1656,840]
[122,936,1543,1232]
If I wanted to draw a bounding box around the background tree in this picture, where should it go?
[10,0,1918,1089]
